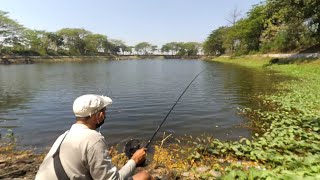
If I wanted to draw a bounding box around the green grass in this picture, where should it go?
[199,56,320,179]
[214,56,272,68]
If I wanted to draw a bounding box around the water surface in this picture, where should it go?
[0,59,283,148]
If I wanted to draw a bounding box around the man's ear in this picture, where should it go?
[100,111,104,118]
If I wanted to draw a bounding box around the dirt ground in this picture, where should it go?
[0,143,175,180]
[0,143,45,179]
[0,142,225,179]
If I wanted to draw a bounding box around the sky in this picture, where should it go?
[1,0,262,46]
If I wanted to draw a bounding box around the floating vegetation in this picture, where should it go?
[201,57,320,179]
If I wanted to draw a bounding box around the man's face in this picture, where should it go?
[96,108,106,129]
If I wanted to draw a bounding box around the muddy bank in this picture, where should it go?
[0,143,45,179]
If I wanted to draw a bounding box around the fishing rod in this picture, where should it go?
[145,68,206,148]
[125,68,206,158]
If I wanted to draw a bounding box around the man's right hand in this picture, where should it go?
[131,148,147,165]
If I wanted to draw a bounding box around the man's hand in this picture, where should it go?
[131,148,147,165]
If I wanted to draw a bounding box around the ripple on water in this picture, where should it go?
[0,60,287,147]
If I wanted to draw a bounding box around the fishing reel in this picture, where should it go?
[124,139,147,166]
[124,139,141,158]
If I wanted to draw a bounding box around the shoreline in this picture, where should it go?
[0,55,205,65]
[1,53,319,65]
[1,57,319,179]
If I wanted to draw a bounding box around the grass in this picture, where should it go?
[203,56,320,179]
[214,56,272,68]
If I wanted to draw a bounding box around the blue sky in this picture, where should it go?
[1,0,262,46]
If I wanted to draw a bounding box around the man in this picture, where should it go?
[36,94,152,180]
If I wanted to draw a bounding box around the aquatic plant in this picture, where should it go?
[198,57,320,179]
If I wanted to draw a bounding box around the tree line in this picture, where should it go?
[203,0,320,56]
[2,0,318,57]
[0,10,202,57]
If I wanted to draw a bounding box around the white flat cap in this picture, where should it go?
[73,94,112,117]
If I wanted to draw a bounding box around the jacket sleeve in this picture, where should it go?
[87,139,136,180]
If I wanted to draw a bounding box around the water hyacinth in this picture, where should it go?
[203,57,320,179]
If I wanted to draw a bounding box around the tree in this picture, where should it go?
[176,42,201,56]
[23,30,48,55]
[135,42,152,55]
[46,32,64,54]
[266,0,319,36]
[123,46,133,55]
[160,44,170,55]
[203,27,227,55]
[226,6,242,26]
[222,7,243,54]
[225,4,266,55]
[243,4,266,52]
[0,10,24,55]
[303,0,320,40]
[108,39,127,55]
[261,0,319,52]
[83,34,108,55]
[150,45,158,55]
[221,27,237,54]
[161,42,180,55]
[56,28,91,55]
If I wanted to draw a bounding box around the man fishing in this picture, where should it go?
[36,94,152,180]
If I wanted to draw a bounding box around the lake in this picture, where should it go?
[0,59,283,149]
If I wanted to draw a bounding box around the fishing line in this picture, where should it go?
[124,68,207,159]
[99,70,112,134]
[145,68,206,148]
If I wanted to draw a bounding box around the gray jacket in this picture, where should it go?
[36,124,136,180]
